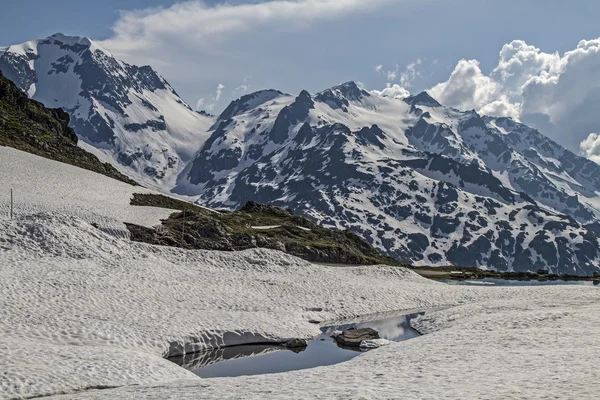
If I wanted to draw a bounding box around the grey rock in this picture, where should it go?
[334,328,380,347]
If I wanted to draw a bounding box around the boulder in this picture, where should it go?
[333,328,379,347]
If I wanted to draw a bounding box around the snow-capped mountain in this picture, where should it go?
[175,82,600,274]
[0,33,213,187]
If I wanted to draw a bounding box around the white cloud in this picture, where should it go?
[198,83,226,112]
[426,38,600,151]
[215,83,225,102]
[371,83,410,99]
[231,76,253,98]
[375,60,422,87]
[580,133,600,164]
[101,0,394,59]
[429,59,504,112]
[399,58,421,88]
[387,67,398,81]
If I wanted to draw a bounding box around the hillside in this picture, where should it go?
[127,194,399,265]
[0,71,136,185]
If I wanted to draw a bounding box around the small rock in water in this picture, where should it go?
[330,330,343,338]
[334,328,379,347]
[282,339,308,349]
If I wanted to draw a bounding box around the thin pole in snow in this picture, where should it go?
[10,188,13,220]
[182,209,185,248]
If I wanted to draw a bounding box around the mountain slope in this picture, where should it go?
[0,33,213,188]
[0,70,135,185]
[176,82,600,274]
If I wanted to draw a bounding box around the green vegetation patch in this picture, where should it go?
[129,193,403,266]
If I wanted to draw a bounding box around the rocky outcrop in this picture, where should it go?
[127,194,399,266]
[333,328,380,347]
[239,201,293,217]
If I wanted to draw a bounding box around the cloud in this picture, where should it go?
[426,38,600,152]
[429,59,504,112]
[371,83,410,99]
[231,76,253,98]
[215,83,225,102]
[386,67,398,81]
[100,0,396,112]
[197,83,225,112]
[375,60,422,87]
[399,58,421,88]
[580,133,600,164]
[102,0,393,58]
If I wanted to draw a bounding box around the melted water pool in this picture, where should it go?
[442,278,600,287]
[169,311,423,378]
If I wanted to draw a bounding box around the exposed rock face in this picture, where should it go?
[333,328,380,347]
[0,70,136,185]
[239,201,293,217]
[0,33,213,186]
[175,83,600,275]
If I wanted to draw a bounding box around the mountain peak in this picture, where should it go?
[47,33,93,47]
[0,33,212,187]
[315,81,370,112]
[218,89,286,121]
[404,91,441,108]
[1,33,106,59]
[42,33,111,57]
[330,81,370,100]
[337,81,359,89]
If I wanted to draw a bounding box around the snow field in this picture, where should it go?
[3,210,600,399]
[0,146,174,234]
[3,146,600,399]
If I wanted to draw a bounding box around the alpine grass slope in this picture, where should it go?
[176,82,600,274]
[0,33,213,187]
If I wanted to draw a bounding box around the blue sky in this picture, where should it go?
[3,0,600,153]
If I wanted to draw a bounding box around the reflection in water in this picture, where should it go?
[170,344,289,371]
[331,312,424,342]
[169,312,422,378]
